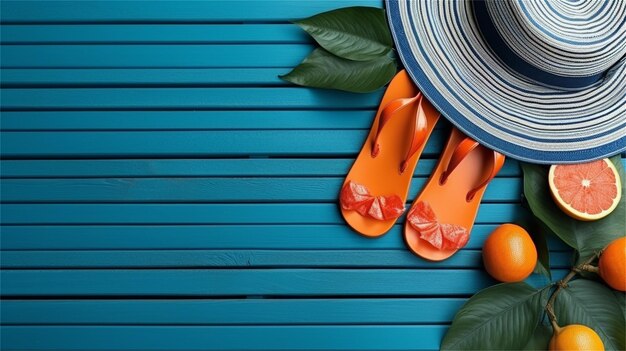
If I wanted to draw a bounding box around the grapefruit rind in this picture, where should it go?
[548,158,622,221]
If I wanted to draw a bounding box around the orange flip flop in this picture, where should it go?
[340,70,440,237]
[405,128,505,261]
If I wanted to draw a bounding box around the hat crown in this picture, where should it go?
[482,0,626,86]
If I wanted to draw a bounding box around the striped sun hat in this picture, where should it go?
[386,0,626,164]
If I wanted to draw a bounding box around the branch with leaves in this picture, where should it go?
[544,251,603,333]
[441,156,625,351]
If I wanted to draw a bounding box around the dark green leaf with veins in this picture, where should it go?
[441,282,549,350]
[523,324,553,351]
[295,7,393,61]
[553,279,625,351]
[280,48,396,93]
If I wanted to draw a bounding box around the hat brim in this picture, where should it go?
[386,0,626,164]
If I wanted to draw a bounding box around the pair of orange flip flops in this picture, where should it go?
[340,70,505,261]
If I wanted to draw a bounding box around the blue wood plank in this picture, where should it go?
[0,250,573,269]
[0,158,523,178]
[1,24,309,44]
[0,110,447,130]
[0,111,447,131]
[1,68,291,86]
[0,177,521,202]
[0,110,375,130]
[0,224,571,251]
[0,159,361,177]
[0,269,564,296]
[0,298,462,324]
[0,88,381,109]
[0,130,445,157]
[0,203,521,224]
[0,325,437,351]
[0,69,295,88]
[0,1,382,22]
[0,45,312,68]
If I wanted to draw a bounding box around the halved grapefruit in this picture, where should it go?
[548,158,622,221]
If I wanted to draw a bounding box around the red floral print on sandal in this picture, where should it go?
[406,201,469,250]
[340,180,405,221]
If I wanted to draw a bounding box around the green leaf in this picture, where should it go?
[554,279,626,351]
[613,291,625,318]
[522,324,553,351]
[521,156,625,262]
[532,231,552,281]
[295,6,393,61]
[441,282,549,350]
[517,214,553,281]
[279,48,396,93]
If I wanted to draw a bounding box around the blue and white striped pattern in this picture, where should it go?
[387,0,626,164]
[486,0,626,78]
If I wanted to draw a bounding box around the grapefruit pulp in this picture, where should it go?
[548,159,621,221]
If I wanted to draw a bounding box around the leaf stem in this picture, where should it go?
[544,252,602,332]
[579,264,600,273]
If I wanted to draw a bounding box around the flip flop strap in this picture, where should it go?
[400,95,429,173]
[371,92,422,158]
[440,136,506,201]
[467,150,505,201]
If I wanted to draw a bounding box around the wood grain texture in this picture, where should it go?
[0,158,522,177]
[0,88,382,109]
[0,177,521,202]
[0,203,521,224]
[0,250,572,269]
[1,298,464,324]
[0,110,376,130]
[0,0,383,22]
[1,24,310,44]
[0,224,570,250]
[0,45,313,67]
[1,325,438,351]
[1,68,291,86]
[0,130,445,157]
[0,269,565,296]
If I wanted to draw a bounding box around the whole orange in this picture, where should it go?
[549,324,604,351]
[482,224,537,282]
[598,236,626,291]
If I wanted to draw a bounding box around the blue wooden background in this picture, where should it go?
[0,1,597,350]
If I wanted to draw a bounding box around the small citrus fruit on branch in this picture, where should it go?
[549,324,604,351]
